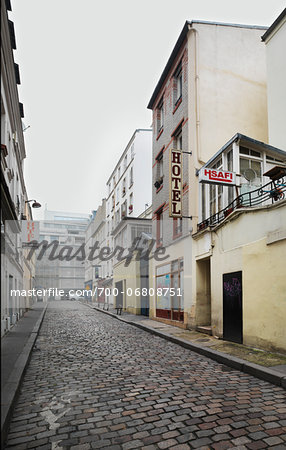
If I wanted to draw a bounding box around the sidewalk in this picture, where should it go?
[1,302,47,447]
[83,301,286,389]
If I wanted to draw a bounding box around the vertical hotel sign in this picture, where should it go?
[169,149,182,218]
[21,221,40,246]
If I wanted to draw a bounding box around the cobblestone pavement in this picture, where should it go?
[4,301,286,450]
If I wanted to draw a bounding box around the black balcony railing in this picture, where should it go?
[197,175,286,232]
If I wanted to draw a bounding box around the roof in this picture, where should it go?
[147,20,267,110]
[261,8,286,42]
[200,133,286,170]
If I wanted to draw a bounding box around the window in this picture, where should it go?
[155,258,184,321]
[155,148,164,190]
[124,154,127,170]
[122,178,126,196]
[173,63,182,108]
[118,166,120,179]
[156,209,163,247]
[174,130,182,150]
[227,150,234,204]
[121,200,127,218]
[173,218,182,238]
[240,146,261,158]
[116,187,119,204]
[129,166,133,186]
[129,193,133,213]
[131,143,135,159]
[157,98,164,135]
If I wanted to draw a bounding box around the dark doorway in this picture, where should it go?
[223,271,243,344]
[115,281,123,308]
[140,257,149,316]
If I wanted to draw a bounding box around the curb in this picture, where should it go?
[1,303,48,448]
[83,303,286,390]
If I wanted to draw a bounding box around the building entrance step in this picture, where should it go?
[197,325,212,335]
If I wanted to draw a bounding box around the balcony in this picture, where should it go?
[197,175,286,232]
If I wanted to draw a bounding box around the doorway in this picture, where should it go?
[223,271,243,344]
[195,258,211,327]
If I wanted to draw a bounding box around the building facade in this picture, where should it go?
[105,128,152,292]
[1,0,34,335]
[193,137,286,351]
[147,20,268,328]
[35,210,89,298]
[262,9,286,150]
[112,215,152,315]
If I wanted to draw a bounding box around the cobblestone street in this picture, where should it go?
[4,301,286,450]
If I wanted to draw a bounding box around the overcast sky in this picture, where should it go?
[10,0,285,219]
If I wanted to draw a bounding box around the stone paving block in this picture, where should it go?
[4,302,286,450]
[157,438,178,448]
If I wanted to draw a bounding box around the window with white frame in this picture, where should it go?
[122,178,126,196]
[129,193,133,214]
[129,166,133,186]
[239,146,262,195]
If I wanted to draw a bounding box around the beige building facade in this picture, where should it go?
[262,9,286,150]
[193,137,286,351]
[147,20,268,328]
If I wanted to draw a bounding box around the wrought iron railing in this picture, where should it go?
[197,175,286,232]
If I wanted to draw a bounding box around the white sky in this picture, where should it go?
[9,0,285,219]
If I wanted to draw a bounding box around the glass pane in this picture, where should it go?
[251,160,261,178]
[156,274,171,309]
[156,264,171,276]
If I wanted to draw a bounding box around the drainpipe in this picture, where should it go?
[188,25,204,166]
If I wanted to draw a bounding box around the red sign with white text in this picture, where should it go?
[199,168,237,186]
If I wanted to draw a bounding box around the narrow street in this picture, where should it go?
[4,301,286,450]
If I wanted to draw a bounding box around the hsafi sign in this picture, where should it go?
[199,168,237,186]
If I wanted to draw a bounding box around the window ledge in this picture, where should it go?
[173,97,182,114]
[156,185,163,193]
[156,128,164,141]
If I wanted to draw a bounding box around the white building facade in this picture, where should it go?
[35,210,89,298]
[105,129,152,282]
[1,0,34,335]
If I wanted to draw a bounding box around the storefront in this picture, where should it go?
[155,258,184,321]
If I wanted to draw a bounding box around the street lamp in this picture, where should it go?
[25,199,42,208]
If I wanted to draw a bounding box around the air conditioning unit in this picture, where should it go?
[5,316,11,331]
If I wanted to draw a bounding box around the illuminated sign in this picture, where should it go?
[169,149,182,218]
[199,168,237,186]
